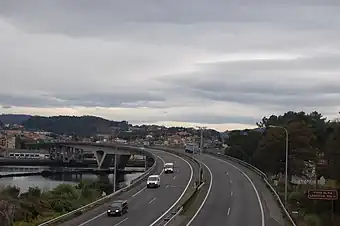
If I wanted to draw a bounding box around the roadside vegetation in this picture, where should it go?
[224,111,340,225]
[0,179,113,226]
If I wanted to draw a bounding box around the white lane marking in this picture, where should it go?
[114,217,128,226]
[77,212,106,226]
[148,197,157,204]
[208,155,265,226]
[173,176,176,180]
[165,184,169,188]
[149,151,194,226]
[231,191,233,197]
[77,154,167,225]
[131,155,166,198]
[186,161,213,226]
[226,172,229,176]
[132,187,146,197]
[230,179,233,184]
[227,207,231,215]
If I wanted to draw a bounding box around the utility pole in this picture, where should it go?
[113,154,117,193]
[197,126,206,185]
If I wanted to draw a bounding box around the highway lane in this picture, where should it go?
[58,149,193,226]
[188,154,265,226]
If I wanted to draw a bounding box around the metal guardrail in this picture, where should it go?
[38,152,157,226]
[208,152,296,226]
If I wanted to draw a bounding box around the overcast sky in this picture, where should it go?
[1,0,340,131]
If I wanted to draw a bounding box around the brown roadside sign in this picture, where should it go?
[308,189,338,200]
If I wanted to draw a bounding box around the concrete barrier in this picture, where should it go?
[38,153,157,226]
[207,152,297,226]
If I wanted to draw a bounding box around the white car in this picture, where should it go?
[147,175,161,188]
[164,163,174,174]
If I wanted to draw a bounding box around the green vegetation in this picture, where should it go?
[0,179,114,226]
[22,115,129,136]
[224,111,340,225]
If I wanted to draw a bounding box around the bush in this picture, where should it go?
[2,180,107,225]
[303,214,322,226]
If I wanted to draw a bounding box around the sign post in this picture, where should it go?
[308,189,338,223]
[308,189,338,200]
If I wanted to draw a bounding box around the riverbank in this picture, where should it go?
[0,179,113,226]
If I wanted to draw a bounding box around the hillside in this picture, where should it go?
[22,115,129,136]
[0,114,31,125]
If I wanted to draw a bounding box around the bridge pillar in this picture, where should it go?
[94,150,131,170]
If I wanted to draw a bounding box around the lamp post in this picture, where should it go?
[268,125,289,208]
[196,126,206,185]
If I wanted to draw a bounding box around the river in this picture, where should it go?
[0,165,144,193]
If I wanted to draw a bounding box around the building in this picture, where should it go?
[0,136,16,149]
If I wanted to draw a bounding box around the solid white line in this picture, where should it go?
[227,207,231,215]
[77,212,106,226]
[208,155,265,226]
[149,151,194,226]
[114,217,128,226]
[149,197,157,204]
[231,191,233,197]
[77,154,166,225]
[131,155,166,198]
[132,187,146,197]
[186,161,213,226]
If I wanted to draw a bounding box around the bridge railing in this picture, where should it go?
[38,146,157,226]
[207,151,297,226]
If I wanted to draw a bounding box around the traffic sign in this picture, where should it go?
[308,189,338,200]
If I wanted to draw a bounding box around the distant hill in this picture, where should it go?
[22,115,129,136]
[0,114,32,125]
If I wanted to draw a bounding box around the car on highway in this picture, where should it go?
[164,162,174,174]
[107,200,128,216]
[147,175,161,188]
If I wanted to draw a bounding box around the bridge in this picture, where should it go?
[24,141,148,170]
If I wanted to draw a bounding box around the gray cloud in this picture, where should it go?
[0,91,165,108]
[0,0,340,126]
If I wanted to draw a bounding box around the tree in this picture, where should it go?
[0,200,15,226]
[225,129,261,163]
[248,111,329,177]
[324,122,340,181]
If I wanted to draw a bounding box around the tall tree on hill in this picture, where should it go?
[254,112,319,176]
[225,130,261,163]
[324,121,340,181]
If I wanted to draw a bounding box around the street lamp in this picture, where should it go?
[196,126,206,185]
[268,125,289,209]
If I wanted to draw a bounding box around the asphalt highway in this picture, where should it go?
[188,153,284,226]
[58,148,193,226]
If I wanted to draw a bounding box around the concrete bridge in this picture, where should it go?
[24,141,148,170]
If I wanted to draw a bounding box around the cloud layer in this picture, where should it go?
[1,0,340,131]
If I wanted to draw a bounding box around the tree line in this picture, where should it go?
[224,111,340,225]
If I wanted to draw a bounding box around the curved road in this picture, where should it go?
[58,148,193,226]
[188,153,285,226]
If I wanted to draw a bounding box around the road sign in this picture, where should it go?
[308,189,338,200]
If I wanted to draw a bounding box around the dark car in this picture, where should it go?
[107,200,128,216]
